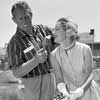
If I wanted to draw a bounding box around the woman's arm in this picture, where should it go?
[81,46,93,92]
[70,46,93,100]
[50,53,69,97]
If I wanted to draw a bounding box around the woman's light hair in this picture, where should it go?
[57,17,79,41]
[57,17,78,33]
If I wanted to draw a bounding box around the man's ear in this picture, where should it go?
[30,12,32,19]
[12,17,17,24]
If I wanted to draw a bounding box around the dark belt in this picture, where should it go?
[22,70,51,78]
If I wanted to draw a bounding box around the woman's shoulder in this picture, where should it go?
[76,41,90,49]
[51,46,60,55]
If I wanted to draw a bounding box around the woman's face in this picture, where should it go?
[53,22,66,44]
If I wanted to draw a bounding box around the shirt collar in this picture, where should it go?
[15,27,35,38]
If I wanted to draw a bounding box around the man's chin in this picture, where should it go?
[22,27,32,32]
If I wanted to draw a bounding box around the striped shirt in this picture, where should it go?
[7,25,54,78]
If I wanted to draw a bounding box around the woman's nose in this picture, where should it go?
[52,29,56,35]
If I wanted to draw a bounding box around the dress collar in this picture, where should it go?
[15,27,35,38]
[61,40,76,51]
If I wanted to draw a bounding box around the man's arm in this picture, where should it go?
[7,41,39,77]
[12,49,47,78]
[39,24,57,51]
[11,56,39,78]
[7,39,47,78]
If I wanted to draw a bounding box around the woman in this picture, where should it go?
[50,17,98,100]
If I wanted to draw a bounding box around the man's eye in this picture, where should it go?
[25,15,31,18]
[19,17,23,20]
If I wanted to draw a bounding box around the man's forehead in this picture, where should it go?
[14,7,29,17]
[14,7,25,13]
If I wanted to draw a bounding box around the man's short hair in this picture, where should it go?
[11,1,32,17]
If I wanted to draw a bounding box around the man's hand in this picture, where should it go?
[70,87,84,100]
[42,35,51,48]
[36,48,47,64]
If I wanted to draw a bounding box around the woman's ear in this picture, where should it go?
[65,30,68,37]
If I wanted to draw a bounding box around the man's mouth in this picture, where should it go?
[23,25,28,27]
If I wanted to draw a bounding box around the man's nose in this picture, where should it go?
[24,16,30,23]
[24,18,28,23]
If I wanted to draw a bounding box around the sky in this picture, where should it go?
[0,0,99,47]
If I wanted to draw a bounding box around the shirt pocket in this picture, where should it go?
[23,45,36,61]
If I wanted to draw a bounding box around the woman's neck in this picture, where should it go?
[60,39,76,50]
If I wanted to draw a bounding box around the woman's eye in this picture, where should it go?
[55,28,59,31]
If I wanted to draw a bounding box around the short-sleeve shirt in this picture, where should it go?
[7,24,54,77]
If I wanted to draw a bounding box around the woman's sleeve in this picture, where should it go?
[83,45,93,82]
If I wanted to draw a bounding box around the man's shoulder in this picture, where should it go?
[8,34,17,46]
[33,24,53,32]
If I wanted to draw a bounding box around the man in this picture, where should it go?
[7,1,55,100]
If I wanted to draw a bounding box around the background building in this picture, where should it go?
[0,43,8,70]
[79,29,100,67]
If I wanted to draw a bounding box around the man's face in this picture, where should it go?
[13,7,32,33]
[53,22,66,44]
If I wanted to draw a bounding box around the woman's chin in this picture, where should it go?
[54,39,59,44]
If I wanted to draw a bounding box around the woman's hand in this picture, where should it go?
[70,87,84,100]
[57,82,71,100]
